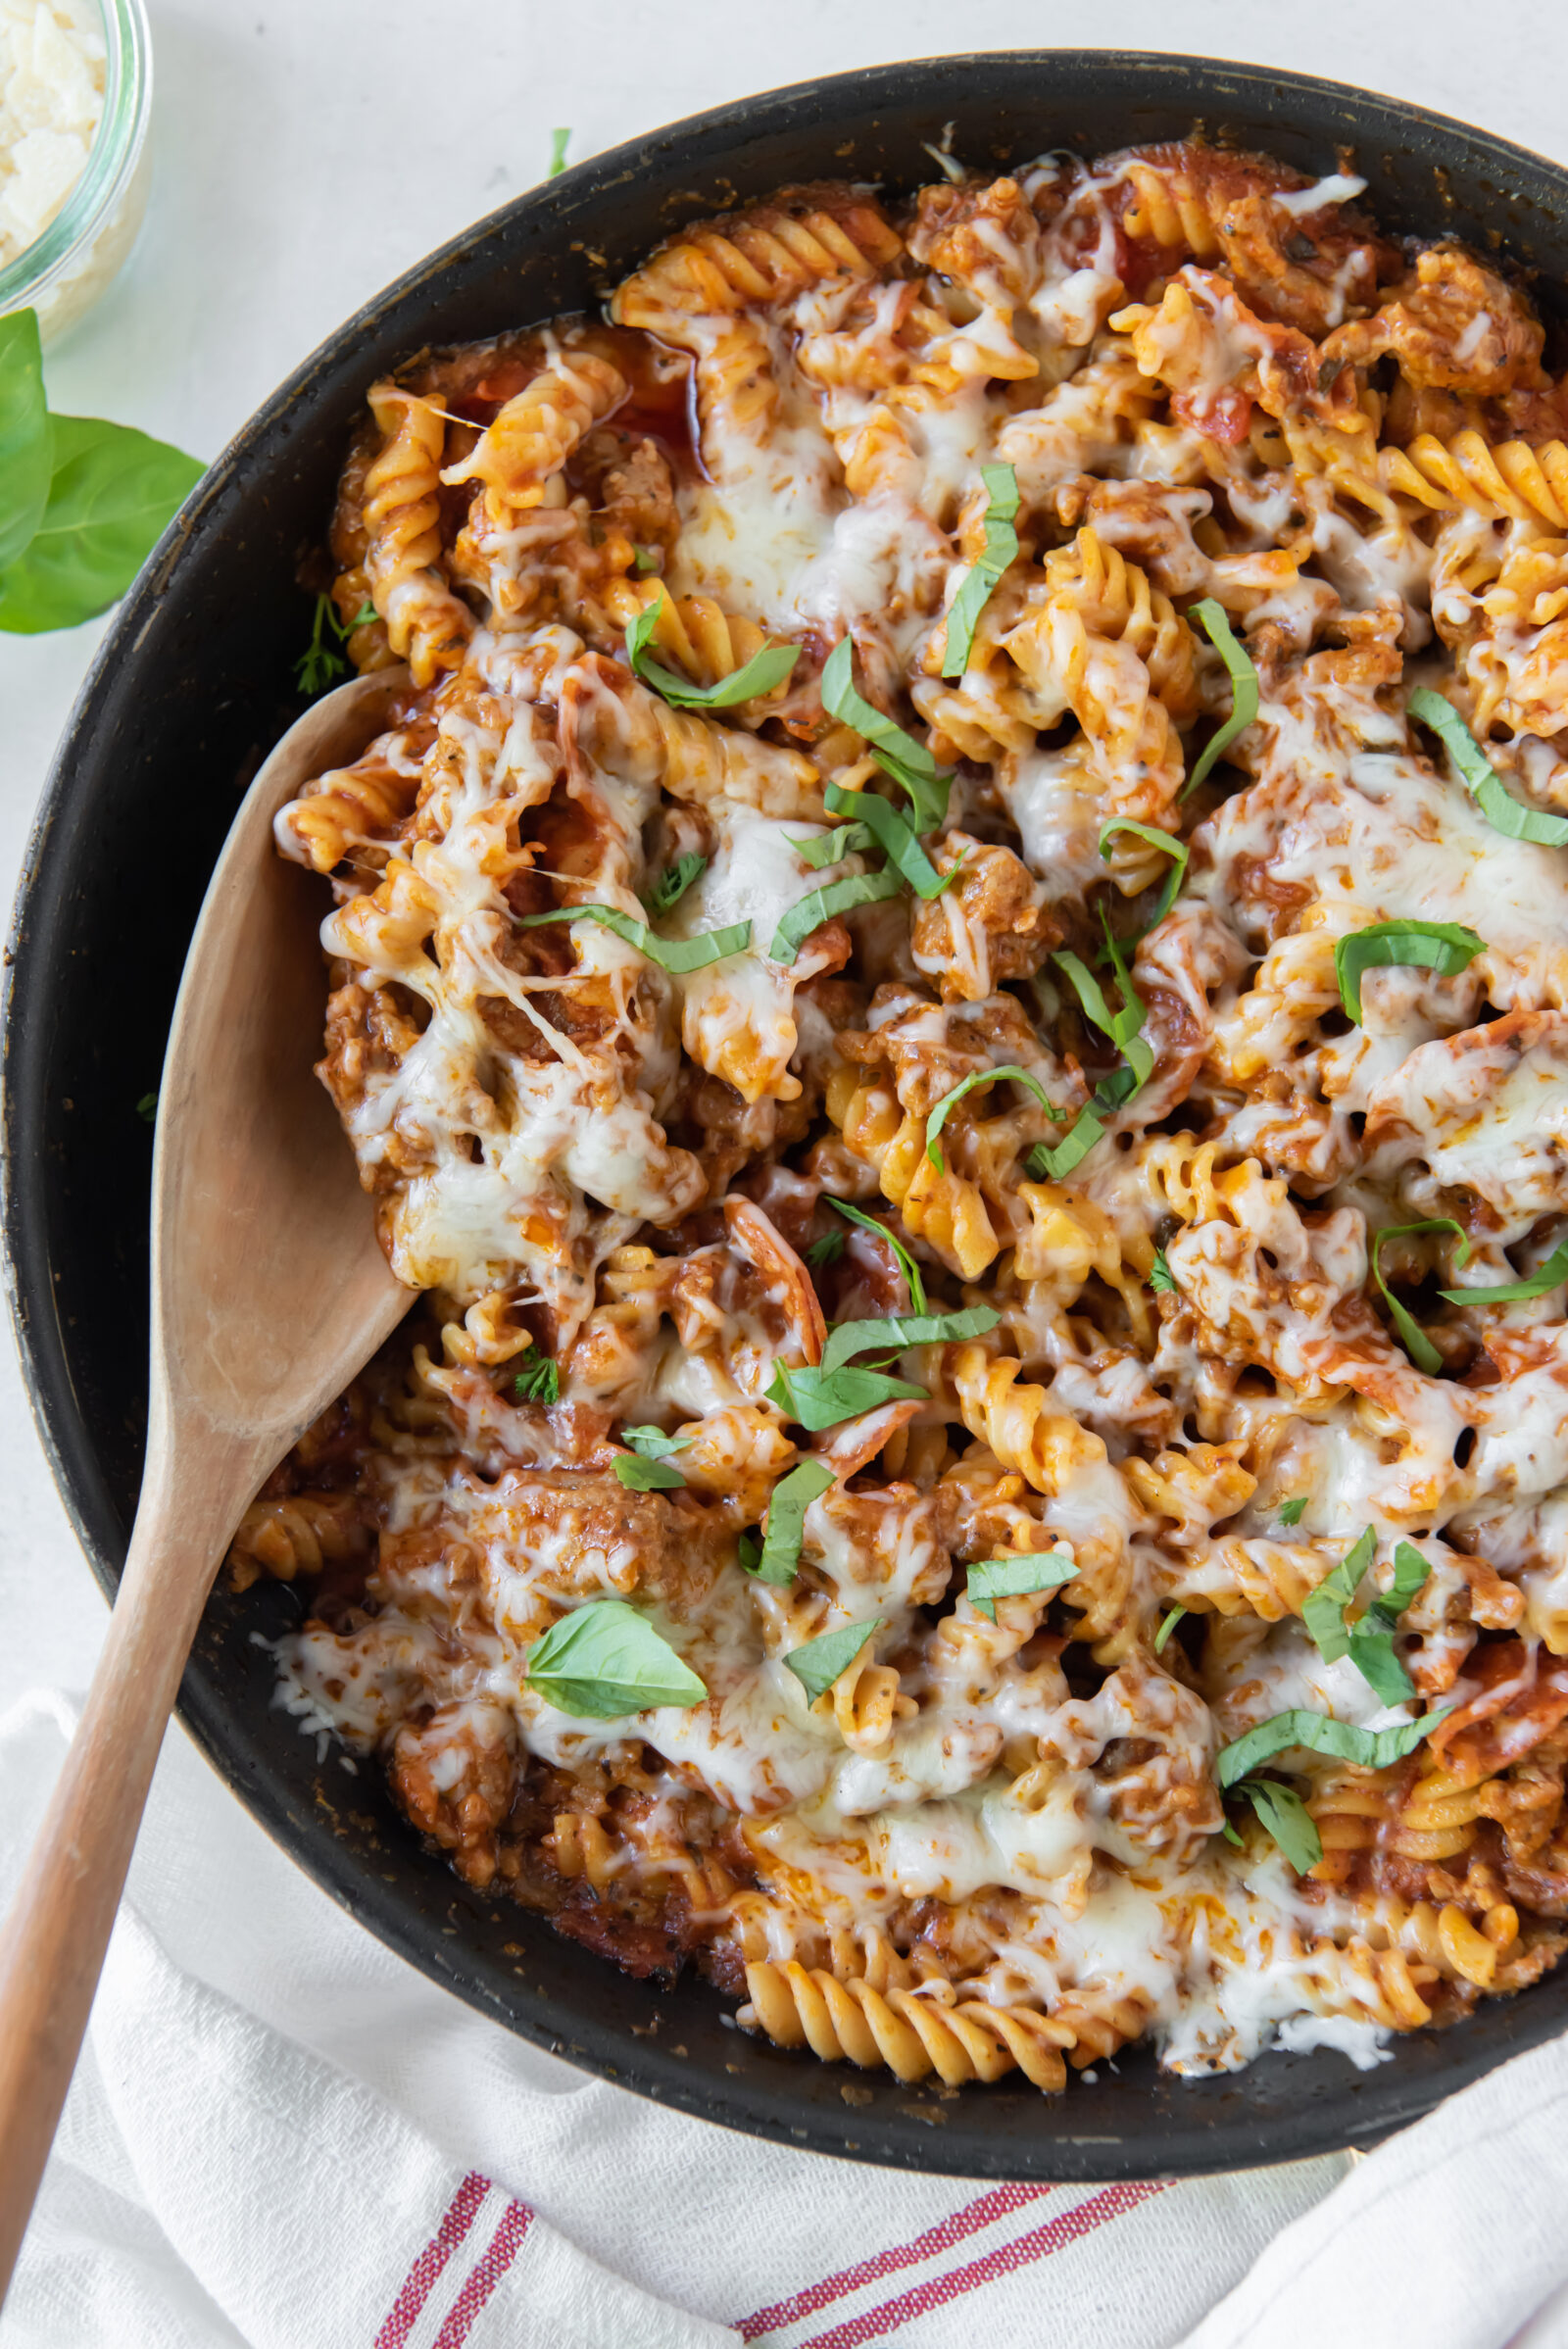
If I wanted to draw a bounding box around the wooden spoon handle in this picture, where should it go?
[0,1443,246,2292]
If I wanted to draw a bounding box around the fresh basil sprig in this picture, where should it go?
[941,462,1021,678]
[1370,1217,1470,1374]
[1150,1248,1177,1296]
[822,779,950,898]
[784,1619,883,1704]
[1183,599,1259,797]
[548,126,570,176]
[1216,1704,1450,1786]
[1099,818,1189,933]
[518,903,750,973]
[819,1304,998,1375]
[769,868,902,964]
[625,592,799,709]
[1231,1780,1323,1873]
[1327,1540,1431,1707]
[0,413,205,635]
[828,1198,927,1312]
[820,637,953,830]
[296,591,376,697]
[1335,920,1486,1025]
[643,852,707,914]
[1153,1603,1187,1654]
[524,1599,707,1719]
[1277,1494,1308,1526]
[924,1063,1067,1173]
[513,1346,560,1404]
[967,1548,1075,1621]
[613,1425,693,1492]
[1408,687,1568,847]
[745,1459,836,1585]
[1440,1237,1568,1306]
[767,1306,998,1430]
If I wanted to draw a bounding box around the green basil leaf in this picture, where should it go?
[788,822,873,870]
[613,1453,687,1490]
[1301,1526,1376,1664]
[819,1304,999,1375]
[1334,921,1487,1026]
[769,868,902,964]
[1221,1817,1245,1847]
[766,1360,928,1432]
[1215,1704,1451,1787]
[823,780,948,898]
[1150,1248,1177,1296]
[784,1618,883,1704]
[828,1198,927,1313]
[1277,1495,1308,1526]
[820,636,952,829]
[1387,1541,1433,1616]
[1440,1236,1568,1306]
[626,592,800,708]
[296,593,348,697]
[967,1547,1075,1621]
[804,1229,847,1268]
[1408,686,1568,848]
[512,1346,560,1404]
[738,1531,762,1572]
[1371,1218,1470,1375]
[0,309,50,577]
[1345,1619,1416,1707]
[548,126,570,176]
[1099,818,1189,932]
[941,462,1021,679]
[0,413,206,634]
[524,1597,707,1718]
[620,1425,693,1459]
[925,1062,1067,1173]
[135,1090,158,1126]
[632,545,660,575]
[748,1459,836,1585]
[518,903,750,973]
[1183,599,1259,797]
[1025,1108,1105,1181]
[1153,1603,1187,1654]
[643,853,707,914]
[1238,1779,1323,1873]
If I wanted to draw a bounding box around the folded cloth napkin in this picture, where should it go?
[0,1688,1563,2349]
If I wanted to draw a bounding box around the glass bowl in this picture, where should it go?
[0,0,152,344]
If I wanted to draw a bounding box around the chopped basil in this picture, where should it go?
[1054,925,1152,1107]
[1099,818,1189,933]
[1182,600,1259,797]
[517,903,751,973]
[135,1090,158,1126]
[1345,1541,1433,1707]
[819,637,953,830]
[784,1618,883,1704]
[788,821,872,870]
[747,1459,836,1585]
[1301,1527,1377,1664]
[625,592,799,709]
[643,853,707,914]
[1335,920,1486,1025]
[513,1346,560,1404]
[1215,1704,1450,1786]
[1441,1237,1568,1306]
[925,1063,1067,1173]
[804,1229,847,1269]
[769,868,903,964]
[828,1198,927,1313]
[1153,1603,1187,1654]
[818,1305,998,1376]
[613,1453,686,1491]
[1026,1109,1105,1182]
[632,545,660,574]
[766,1360,929,1431]
[941,462,1021,679]
[1150,1248,1177,1295]
[1371,1217,1470,1374]
[738,1532,762,1572]
[548,126,570,177]
[1408,686,1568,847]
[620,1426,693,1459]
[822,780,949,898]
[524,1598,706,1719]
[1277,1495,1308,1526]
[967,1548,1076,1621]
[1235,1780,1323,1873]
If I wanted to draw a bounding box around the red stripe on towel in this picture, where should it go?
[373,2171,490,2349]
[738,2184,1054,2338]
[433,2199,533,2346]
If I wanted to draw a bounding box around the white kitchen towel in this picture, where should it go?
[0,1686,1564,2349]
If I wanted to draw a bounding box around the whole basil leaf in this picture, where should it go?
[1236,1779,1323,1873]
[0,309,50,576]
[0,414,205,634]
[966,1548,1075,1621]
[784,1618,883,1704]
[523,1598,706,1719]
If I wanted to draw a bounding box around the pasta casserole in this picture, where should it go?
[239,138,1568,2092]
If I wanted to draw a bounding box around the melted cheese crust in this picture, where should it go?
[248,143,1568,2090]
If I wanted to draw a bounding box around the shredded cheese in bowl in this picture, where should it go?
[0,0,106,269]
[0,0,149,340]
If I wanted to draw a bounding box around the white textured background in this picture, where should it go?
[1,0,1565,2290]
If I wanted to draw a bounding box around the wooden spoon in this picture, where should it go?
[0,671,412,2289]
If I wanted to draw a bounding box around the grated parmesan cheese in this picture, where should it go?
[0,0,104,269]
